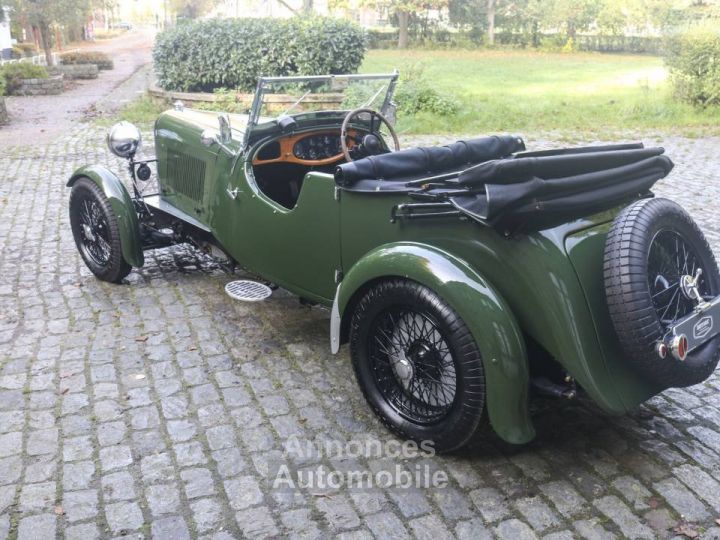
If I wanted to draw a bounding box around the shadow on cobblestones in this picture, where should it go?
[1,125,719,539]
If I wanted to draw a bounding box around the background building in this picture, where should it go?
[0,6,12,59]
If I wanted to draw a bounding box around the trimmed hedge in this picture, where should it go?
[0,63,48,95]
[666,26,720,107]
[154,17,366,92]
[60,51,114,70]
[366,28,663,54]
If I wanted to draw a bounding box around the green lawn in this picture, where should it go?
[361,49,720,137]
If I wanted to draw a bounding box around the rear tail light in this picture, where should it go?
[670,334,688,361]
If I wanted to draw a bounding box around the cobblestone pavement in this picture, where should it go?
[1,127,720,540]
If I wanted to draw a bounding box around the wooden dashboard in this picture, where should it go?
[252,129,358,167]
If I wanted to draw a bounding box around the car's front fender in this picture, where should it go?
[332,242,534,445]
[67,165,144,268]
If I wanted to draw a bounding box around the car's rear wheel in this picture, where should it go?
[69,178,131,283]
[349,279,487,453]
[604,197,720,387]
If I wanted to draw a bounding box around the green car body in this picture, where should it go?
[67,74,696,445]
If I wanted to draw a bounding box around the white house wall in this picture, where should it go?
[0,7,12,54]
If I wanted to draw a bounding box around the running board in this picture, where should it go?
[143,195,211,233]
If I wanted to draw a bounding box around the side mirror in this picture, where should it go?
[218,113,232,144]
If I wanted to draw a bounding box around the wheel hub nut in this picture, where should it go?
[680,268,703,303]
[82,224,96,242]
[393,357,414,388]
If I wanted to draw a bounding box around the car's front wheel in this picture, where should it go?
[349,279,487,453]
[69,178,131,283]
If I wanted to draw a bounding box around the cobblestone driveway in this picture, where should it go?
[1,127,719,540]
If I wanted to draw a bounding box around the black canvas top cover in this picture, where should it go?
[334,137,675,231]
[334,135,526,187]
[450,151,673,228]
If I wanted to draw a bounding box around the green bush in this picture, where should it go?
[154,16,366,92]
[0,63,48,95]
[394,65,459,116]
[16,43,38,57]
[666,26,720,107]
[0,76,5,97]
[60,51,114,70]
[538,35,569,52]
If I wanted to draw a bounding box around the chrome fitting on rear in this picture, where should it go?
[669,334,688,361]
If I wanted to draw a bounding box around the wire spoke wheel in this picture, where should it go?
[604,197,720,388]
[648,229,711,331]
[368,307,457,424]
[350,280,487,452]
[69,177,132,283]
[78,197,112,266]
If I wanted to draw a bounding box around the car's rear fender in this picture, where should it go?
[332,242,534,445]
[67,165,144,267]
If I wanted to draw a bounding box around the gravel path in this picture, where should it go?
[0,29,154,149]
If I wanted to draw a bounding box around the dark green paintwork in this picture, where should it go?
[565,222,661,409]
[67,165,144,267]
[337,242,534,444]
[70,108,669,443]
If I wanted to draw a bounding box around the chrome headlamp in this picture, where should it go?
[107,121,142,159]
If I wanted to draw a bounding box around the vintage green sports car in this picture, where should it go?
[68,73,720,451]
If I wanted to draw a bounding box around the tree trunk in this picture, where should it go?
[54,26,63,52]
[567,21,577,40]
[397,10,409,49]
[486,0,496,45]
[39,21,55,67]
[302,0,313,13]
[32,26,41,50]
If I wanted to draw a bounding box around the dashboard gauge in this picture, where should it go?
[292,133,343,161]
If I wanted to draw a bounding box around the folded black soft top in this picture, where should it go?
[334,135,525,187]
[334,137,674,231]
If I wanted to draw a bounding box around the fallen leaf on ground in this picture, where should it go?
[673,522,700,538]
[135,335,149,342]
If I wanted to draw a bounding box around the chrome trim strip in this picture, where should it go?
[330,283,342,354]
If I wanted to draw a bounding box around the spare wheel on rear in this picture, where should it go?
[603,197,720,388]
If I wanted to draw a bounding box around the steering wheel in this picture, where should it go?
[341,107,400,162]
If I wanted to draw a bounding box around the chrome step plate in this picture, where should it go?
[225,280,272,302]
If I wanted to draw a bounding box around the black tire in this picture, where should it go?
[604,197,720,388]
[69,178,132,283]
[349,279,487,453]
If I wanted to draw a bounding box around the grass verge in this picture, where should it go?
[98,96,167,128]
[106,49,720,139]
[361,49,720,138]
